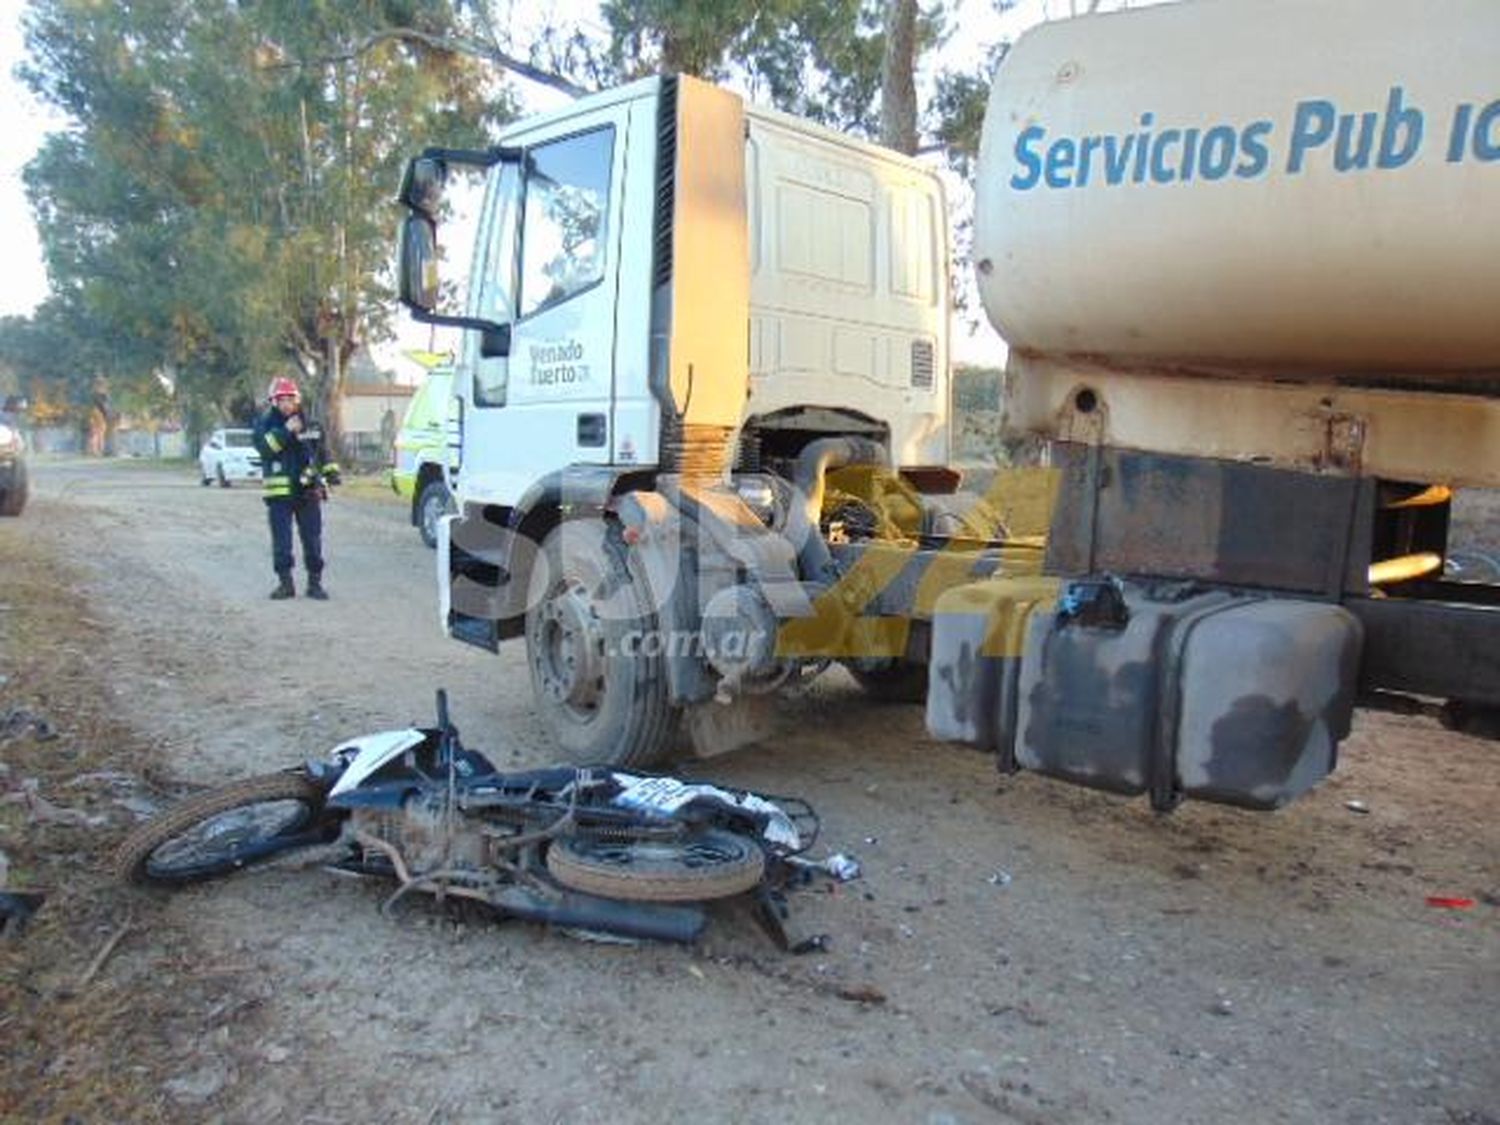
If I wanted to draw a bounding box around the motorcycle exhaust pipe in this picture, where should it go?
[494,886,708,944]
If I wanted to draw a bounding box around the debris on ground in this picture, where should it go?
[790,934,831,955]
[1,778,108,827]
[0,706,59,743]
[1425,896,1477,910]
[1344,799,1371,814]
[835,983,887,1005]
[0,890,46,938]
[786,851,862,882]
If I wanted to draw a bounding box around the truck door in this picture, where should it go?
[459,108,631,503]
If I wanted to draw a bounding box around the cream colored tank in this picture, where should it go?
[975,0,1500,382]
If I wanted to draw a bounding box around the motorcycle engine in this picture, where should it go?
[349,793,488,874]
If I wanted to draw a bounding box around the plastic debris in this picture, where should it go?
[1344,799,1370,814]
[784,852,862,883]
[825,853,862,882]
[611,773,801,850]
[1425,896,1476,910]
[988,870,1013,888]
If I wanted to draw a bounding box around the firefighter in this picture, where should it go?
[253,376,340,600]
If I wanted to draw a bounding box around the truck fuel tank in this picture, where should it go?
[928,577,1362,810]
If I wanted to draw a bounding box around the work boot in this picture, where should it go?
[306,576,329,601]
[270,576,296,600]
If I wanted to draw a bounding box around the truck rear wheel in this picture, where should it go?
[525,519,680,767]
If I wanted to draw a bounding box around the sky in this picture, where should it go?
[0,0,1135,361]
[0,0,62,319]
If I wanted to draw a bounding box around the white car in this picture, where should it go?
[199,427,262,488]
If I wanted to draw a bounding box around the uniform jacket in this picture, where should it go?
[253,406,341,501]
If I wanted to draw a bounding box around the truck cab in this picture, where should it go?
[398,75,966,766]
[422,75,949,510]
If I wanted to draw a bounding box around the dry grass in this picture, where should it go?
[333,468,404,505]
[0,522,264,1122]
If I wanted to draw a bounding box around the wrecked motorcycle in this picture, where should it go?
[115,692,826,945]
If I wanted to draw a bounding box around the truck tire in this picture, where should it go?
[525,519,680,768]
[0,462,28,517]
[416,478,453,549]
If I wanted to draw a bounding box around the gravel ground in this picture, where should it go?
[6,456,1497,1124]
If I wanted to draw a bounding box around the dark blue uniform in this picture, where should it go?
[253,405,340,586]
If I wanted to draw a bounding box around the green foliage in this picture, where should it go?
[594,0,1006,159]
[953,364,1002,413]
[17,0,507,437]
[931,41,1009,178]
[599,0,945,141]
[13,0,1022,442]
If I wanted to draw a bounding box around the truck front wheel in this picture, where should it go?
[524,519,680,767]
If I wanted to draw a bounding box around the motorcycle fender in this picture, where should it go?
[328,729,427,799]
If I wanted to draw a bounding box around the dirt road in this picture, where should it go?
[7,458,1498,1123]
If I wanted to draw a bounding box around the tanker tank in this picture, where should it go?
[974,0,1500,385]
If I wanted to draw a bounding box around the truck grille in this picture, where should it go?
[911,340,934,389]
[652,76,678,290]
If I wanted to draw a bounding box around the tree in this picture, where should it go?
[596,1,898,138]
[20,0,507,450]
[880,0,920,154]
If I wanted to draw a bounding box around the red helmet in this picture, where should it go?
[267,376,301,403]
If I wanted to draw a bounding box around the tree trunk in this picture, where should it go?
[881,0,920,155]
[323,333,346,461]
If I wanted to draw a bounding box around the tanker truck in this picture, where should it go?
[394,0,1499,812]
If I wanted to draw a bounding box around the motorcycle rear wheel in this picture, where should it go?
[115,772,334,885]
[545,827,765,902]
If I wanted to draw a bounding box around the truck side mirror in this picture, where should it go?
[399,215,440,313]
[395,145,521,332]
[400,156,446,217]
[480,326,511,359]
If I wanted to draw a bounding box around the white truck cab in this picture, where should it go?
[435,76,949,511]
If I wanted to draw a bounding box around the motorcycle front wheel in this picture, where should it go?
[115,772,337,885]
[545,827,765,902]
